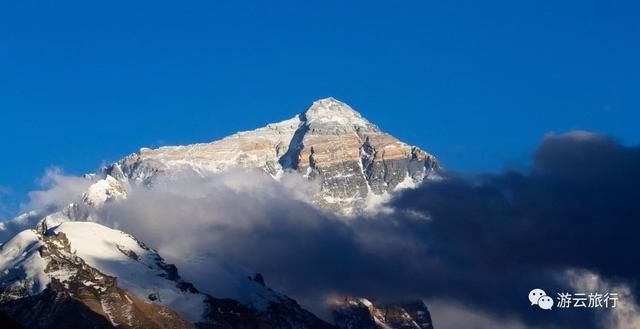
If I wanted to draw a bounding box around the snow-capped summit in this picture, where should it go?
[102,98,440,215]
[302,97,374,130]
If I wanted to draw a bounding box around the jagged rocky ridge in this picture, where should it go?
[102,97,440,215]
[0,98,438,328]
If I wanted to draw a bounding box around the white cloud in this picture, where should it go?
[21,167,92,213]
[564,270,640,329]
[95,169,329,302]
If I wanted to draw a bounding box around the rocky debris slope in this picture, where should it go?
[330,297,433,329]
[102,98,440,215]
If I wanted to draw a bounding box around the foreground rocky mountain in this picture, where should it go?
[0,98,437,328]
[0,221,334,329]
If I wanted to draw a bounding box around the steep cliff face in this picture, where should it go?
[102,98,440,215]
[281,98,438,214]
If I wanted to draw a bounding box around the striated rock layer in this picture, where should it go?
[103,98,440,215]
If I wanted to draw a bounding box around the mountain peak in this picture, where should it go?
[303,97,369,127]
[309,96,348,108]
[96,98,440,215]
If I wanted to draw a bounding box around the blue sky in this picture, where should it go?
[1,0,638,217]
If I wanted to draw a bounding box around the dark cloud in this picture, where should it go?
[93,131,639,329]
[374,131,640,328]
[394,131,640,282]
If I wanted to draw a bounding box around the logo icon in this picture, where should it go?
[538,295,554,310]
[529,288,553,310]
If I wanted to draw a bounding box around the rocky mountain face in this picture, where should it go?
[102,97,440,215]
[0,98,437,328]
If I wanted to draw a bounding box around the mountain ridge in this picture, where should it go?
[103,97,440,215]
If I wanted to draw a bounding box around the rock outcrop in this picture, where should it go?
[331,297,433,329]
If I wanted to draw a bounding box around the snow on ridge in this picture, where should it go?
[303,97,373,128]
[52,221,206,322]
[82,175,127,207]
[0,230,49,296]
